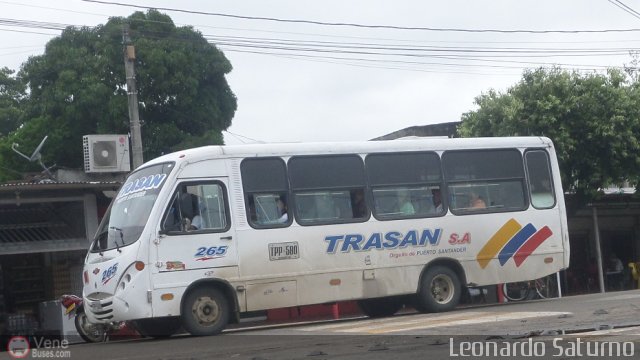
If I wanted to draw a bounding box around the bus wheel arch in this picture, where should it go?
[415,259,465,313]
[180,279,238,336]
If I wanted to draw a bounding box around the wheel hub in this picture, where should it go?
[192,296,219,325]
[431,274,454,304]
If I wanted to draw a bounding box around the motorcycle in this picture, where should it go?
[60,294,125,343]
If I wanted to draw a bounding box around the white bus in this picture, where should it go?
[82,137,569,337]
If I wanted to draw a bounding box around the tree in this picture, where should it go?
[0,67,25,137]
[459,67,640,198]
[0,10,236,178]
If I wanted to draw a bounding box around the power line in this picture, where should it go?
[128,26,632,73]
[7,0,640,46]
[0,27,58,36]
[0,49,44,57]
[204,34,639,54]
[222,48,524,76]
[219,47,619,73]
[81,0,640,34]
[613,0,640,18]
[127,26,628,72]
[0,0,110,18]
[608,0,640,20]
[214,42,626,57]
[0,12,632,76]
[223,130,264,144]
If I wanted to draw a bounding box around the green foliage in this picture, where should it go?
[0,10,236,179]
[0,67,25,137]
[459,67,640,198]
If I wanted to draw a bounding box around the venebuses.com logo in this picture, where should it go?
[7,336,30,358]
[5,336,71,359]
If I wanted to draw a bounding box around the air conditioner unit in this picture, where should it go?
[83,135,131,173]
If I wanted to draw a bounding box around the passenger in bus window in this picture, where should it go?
[351,189,367,218]
[432,189,443,213]
[276,195,288,223]
[469,192,487,209]
[398,190,415,215]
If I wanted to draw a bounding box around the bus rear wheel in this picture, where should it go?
[417,265,461,313]
[357,297,403,318]
[181,286,229,336]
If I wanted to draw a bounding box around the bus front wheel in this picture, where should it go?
[181,286,229,336]
[417,265,461,313]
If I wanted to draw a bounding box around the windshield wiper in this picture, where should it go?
[109,226,124,253]
[94,232,105,256]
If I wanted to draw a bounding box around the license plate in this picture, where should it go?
[268,242,299,261]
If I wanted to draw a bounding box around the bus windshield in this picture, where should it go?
[92,162,174,253]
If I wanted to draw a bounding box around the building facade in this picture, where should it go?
[0,170,121,335]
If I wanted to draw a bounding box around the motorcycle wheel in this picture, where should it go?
[75,311,106,343]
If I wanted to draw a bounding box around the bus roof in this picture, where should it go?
[140,136,552,171]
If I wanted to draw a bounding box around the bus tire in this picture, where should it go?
[181,286,229,336]
[357,297,403,318]
[417,265,461,313]
[133,317,182,338]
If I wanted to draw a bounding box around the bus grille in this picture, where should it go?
[86,298,114,321]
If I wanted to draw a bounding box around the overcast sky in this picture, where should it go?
[2,0,640,146]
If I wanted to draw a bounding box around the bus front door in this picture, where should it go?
[153,178,239,284]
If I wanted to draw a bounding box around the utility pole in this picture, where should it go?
[123,24,144,169]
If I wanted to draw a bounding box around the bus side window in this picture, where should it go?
[366,151,443,220]
[247,193,288,225]
[525,150,555,209]
[289,155,368,225]
[163,193,182,232]
[198,184,228,230]
[161,189,196,232]
[443,149,526,215]
[162,183,229,233]
[241,157,291,228]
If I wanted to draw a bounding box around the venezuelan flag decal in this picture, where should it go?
[476,218,552,269]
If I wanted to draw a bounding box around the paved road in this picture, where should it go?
[258,289,640,336]
[3,290,640,360]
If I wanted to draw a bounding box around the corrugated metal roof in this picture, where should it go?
[0,181,121,192]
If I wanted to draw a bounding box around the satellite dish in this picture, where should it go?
[12,135,56,180]
[12,135,48,162]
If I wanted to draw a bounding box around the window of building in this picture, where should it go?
[241,158,291,227]
[525,150,556,209]
[443,149,526,214]
[289,155,368,225]
[366,152,444,219]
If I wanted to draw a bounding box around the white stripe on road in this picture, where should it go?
[299,311,571,334]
